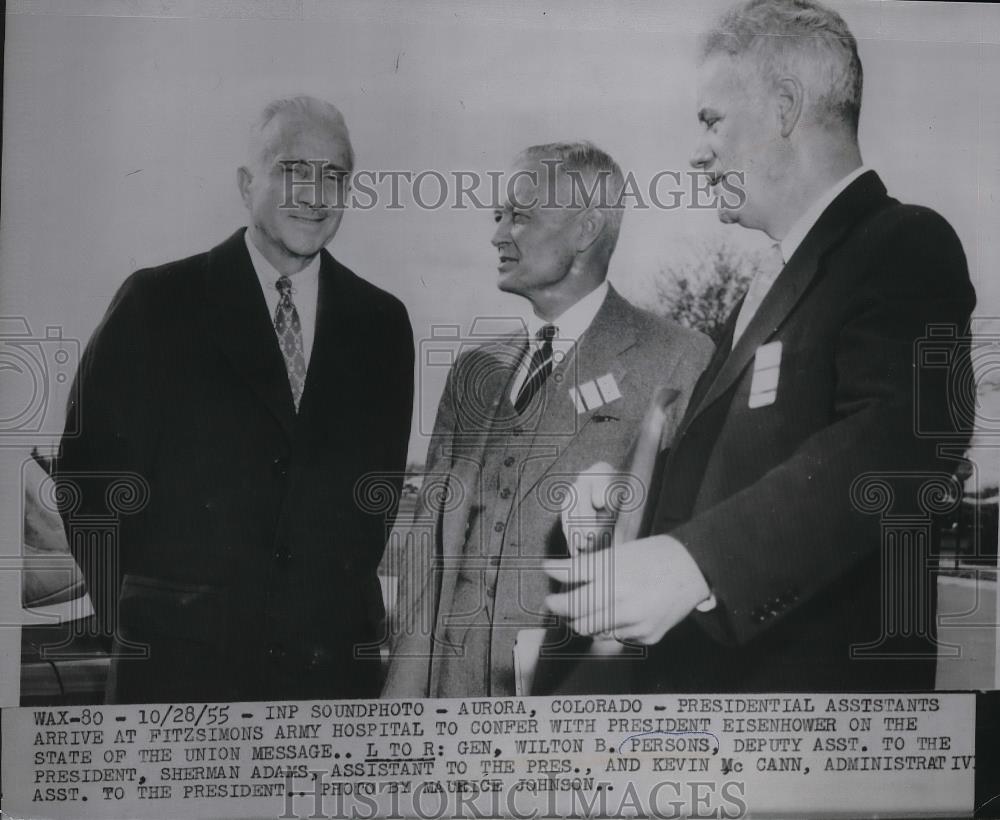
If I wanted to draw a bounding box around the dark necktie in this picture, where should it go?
[514,324,557,414]
[274,275,307,411]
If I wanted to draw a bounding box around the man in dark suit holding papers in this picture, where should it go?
[58,96,414,703]
[545,0,976,691]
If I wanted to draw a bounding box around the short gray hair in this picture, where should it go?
[700,0,863,132]
[517,141,626,253]
[249,95,355,173]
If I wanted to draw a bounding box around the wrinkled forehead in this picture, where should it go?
[261,112,352,169]
[696,53,755,107]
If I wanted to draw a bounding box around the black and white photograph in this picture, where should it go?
[1,2,998,812]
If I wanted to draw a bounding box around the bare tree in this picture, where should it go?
[651,241,770,343]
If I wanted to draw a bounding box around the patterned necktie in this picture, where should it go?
[514,324,558,414]
[732,243,785,345]
[274,275,307,411]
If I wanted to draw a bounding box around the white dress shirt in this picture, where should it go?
[508,281,609,404]
[245,231,321,370]
[732,165,870,344]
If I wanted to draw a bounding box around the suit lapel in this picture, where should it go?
[684,171,889,426]
[434,336,525,648]
[674,302,741,438]
[203,229,296,440]
[514,287,638,507]
[295,249,356,424]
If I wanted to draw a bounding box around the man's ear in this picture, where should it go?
[576,207,606,253]
[237,166,253,206]
[776,76,804,138]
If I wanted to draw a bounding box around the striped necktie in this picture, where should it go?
[514,324,558,414]
[274,275,307,411]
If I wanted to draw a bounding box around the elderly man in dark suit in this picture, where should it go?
[547,0,977,692]
[58,96,414,703]
[383,142,713,698]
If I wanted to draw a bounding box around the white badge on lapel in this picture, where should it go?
[748,341,782,408]
[569,372,622,414]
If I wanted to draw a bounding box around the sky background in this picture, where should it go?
[1,0,998,466]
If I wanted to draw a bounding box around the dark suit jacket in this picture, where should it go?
[643,171,976,692]
[58,229,414,703]
[383,287,713,697]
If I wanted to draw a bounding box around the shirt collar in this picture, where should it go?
[525,281,609,344]
[779,165,870,265]
[244,229,321,292]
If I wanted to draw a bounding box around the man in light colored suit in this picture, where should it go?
[383,142,713,698]
[547,0,976,692]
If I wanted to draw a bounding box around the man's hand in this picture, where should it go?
[543,534,712,645]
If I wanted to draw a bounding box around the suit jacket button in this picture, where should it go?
[274,546,291,562]
[499,488,511,499]
[272,456,289,477]
[493,521,505,533]
[503,456,515,467]
[267,643,285,660]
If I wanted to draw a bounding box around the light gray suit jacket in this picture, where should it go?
[383,286,713,697]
